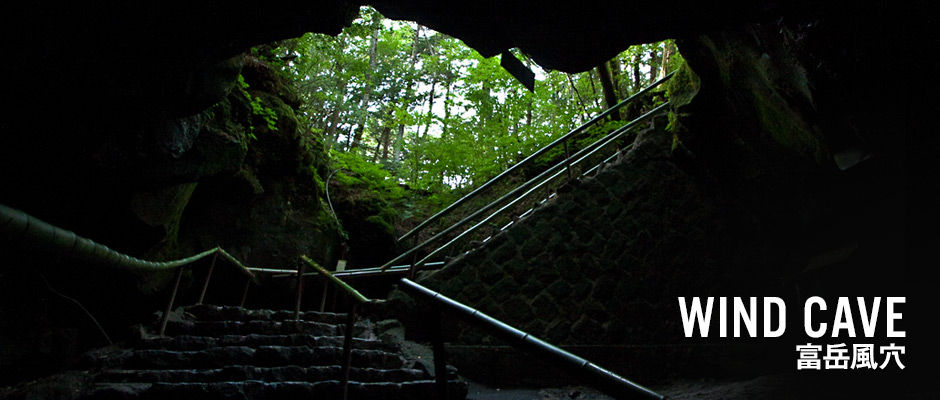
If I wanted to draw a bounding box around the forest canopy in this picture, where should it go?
[259,6,681,224]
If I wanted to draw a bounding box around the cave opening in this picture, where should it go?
[1,2,933,399]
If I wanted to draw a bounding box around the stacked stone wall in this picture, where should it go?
[414,118,767,345]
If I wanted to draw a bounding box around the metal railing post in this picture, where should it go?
[564,139,572,180]
[294,263,306,320]
[430,308,449,400]
[158,266,185,336]
[340,302,358,400]
[196,251,219,305]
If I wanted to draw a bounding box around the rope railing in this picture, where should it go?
[3,201,666,399]
[0,203,254,277]
[0,203,257,335]
[2,202,374,400]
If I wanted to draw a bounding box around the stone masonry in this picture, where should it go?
[413,117,769,346]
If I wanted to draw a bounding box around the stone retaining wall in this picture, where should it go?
[412,117,769,346]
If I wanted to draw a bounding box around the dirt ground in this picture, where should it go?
[467,373,937,400]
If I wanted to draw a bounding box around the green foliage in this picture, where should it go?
[268,6,683,235]
[237,74,279,140]
[331,150,405,200]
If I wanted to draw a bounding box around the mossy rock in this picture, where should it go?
[664,60,701,109]
[365,214,394,235]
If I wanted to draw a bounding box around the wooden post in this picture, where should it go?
[196,251,219,305]
[294,263,306,320]
[430,308,449,400]
[407,251,419,280]
[340,302,358,400]
[319,279,329,312]
[239,277,251,308]
[158,267,185,336]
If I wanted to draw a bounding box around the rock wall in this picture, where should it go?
[0,52,345,384]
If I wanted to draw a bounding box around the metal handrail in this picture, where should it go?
[381,101,670,271]
[398,278,665,400]
[398,70,675,244]
[410,102,668,270]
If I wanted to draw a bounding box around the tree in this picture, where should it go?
[272,6,679,225]
[596,61,620,120]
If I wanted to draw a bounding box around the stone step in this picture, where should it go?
[97,365,429,384]
[134,334,395,352]
[160,320,345,337]
[87,379,468,400]
[182,304,349,324]
[116,346,405,370]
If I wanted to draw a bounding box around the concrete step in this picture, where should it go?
[114,346,405,370]
[97,365,429,384]
[86,379,468,400]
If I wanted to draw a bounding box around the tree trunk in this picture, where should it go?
[374,125,391,163]
[421,80,437,139]
[588,70,601,109]
[324,104,342,151]
[566,73,590,122]
[659,40,675,79]
[526,99,533,128]
[391,24,423,170]
[608,59,623,98]
[392,124,405,165]
[648,45,662,83]
[381,126,392,162]
[596,62,620,121]
[350,14,382,151]
[441,81,452,137]
[632,52,642,92]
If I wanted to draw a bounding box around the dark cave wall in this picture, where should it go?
[407,13,922,349]
[0,0,934,388]
[1,3,364,383]
[0,49,347,385]
[674,16,916,291]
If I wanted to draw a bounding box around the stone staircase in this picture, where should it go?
[76,304,467,400]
